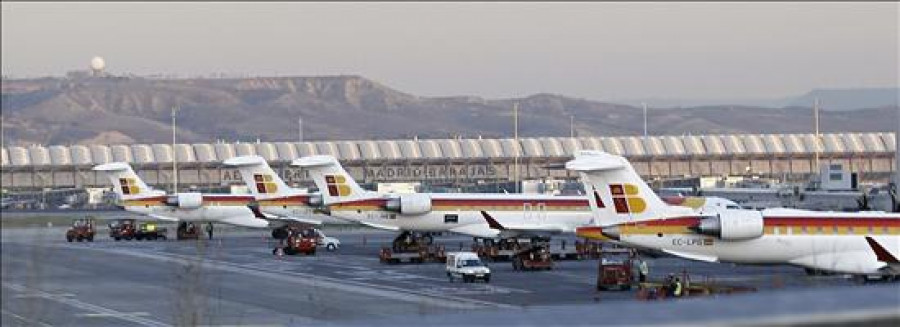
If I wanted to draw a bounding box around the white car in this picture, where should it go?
[446,252,491,283]
[314,229,341,251]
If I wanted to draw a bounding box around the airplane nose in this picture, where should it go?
[601,226,621,241]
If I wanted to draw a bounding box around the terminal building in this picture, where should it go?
[1,132,896,192]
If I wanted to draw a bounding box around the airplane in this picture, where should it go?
[93,162,270,232]
[292,155,595,240]
[568,151,900,277]
[222,155,353,226]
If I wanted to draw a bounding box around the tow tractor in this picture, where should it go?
[66,218,96,242]
[274,227,318,255]
[176,222,200,240]
[511,241,554,271]
[272,224,341,251]
[379,231,446,264]
[472,238,521,261]
[597,248,635,291]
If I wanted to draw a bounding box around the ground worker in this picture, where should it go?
[673,277,683,297]
[205,222,214,240]
[639,259,649,283]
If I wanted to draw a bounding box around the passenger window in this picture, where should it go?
[444,214,459,224]
[817,226,824,234]
[773,227,780,235]
[801,226,808,234]
[833,226,839,235]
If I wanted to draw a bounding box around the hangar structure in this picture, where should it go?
[1,132,896,191]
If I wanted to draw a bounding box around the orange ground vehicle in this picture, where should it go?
[597,249,635,291]
[277,228,317,255]
[108,219,137,241]
[66,218,95,242]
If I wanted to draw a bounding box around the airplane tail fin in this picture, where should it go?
[292,155,373,204]
[223,155,297,199]
[565,150,689,226]
[93,162,165,200]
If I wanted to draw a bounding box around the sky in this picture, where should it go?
[2,2,898,101]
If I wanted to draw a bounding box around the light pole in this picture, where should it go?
[171,106,179,193]
[642,102,648,137]
[813,98,821,175]
[514,102,519,193]
[570,114,575,138]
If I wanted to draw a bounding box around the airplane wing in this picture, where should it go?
[246,204,324,225]
[865,236,899,264]
[479,211,570,236]
[146,214,180,222]
[356,220,402,231]
[662,249,719,263]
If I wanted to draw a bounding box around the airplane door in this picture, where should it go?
[537,203,546,223]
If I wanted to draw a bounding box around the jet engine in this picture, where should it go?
[166,192,204,209]
[384,194,432,215]
[694,209,764,241]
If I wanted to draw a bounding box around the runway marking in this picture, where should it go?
[77,245,520,310]
[1,309,54,327]
[2,282,172,327]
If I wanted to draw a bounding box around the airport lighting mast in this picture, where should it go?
[171,106,179,193]
[813,98,821,178]
[570,114,575,138]
[642,102,649,137]
[513,102,519,193]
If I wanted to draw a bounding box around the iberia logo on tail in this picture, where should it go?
[119,178,141,195]
[253,174,279,194]
[610,183,646,214]
[325,175,352,197]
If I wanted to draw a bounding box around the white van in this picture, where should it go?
[446,252,491,283]
[314,229,341,251]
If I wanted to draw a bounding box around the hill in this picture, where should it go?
[1,75,896,146]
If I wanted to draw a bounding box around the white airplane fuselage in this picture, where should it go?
[121,194,269,228]
[587,209,900,275]
[327,193,593,238]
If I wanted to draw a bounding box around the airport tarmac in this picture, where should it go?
[2,224,898,326]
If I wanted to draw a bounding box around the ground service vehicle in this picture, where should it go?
[108,219,167,241]
[66,218,95,242]
[446,252,491,283]
[512,244,553,271]
[136,222,167,240]
[597,249,635,291]
[314,229,341,251]
[379,231,446,264]
[278,228,318,255]
[108,219,137,241]
[176,222,199,240]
